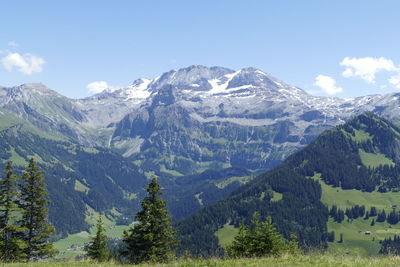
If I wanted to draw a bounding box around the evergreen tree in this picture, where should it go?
[227,213,297,258]
[370,207,378,217]
[377,210,387,223]
[327,231,335,242]
[19,158,56,261]
[371,219,375,226]
[336,209,345,223]
[122,177,178,264]
[0,162,25,262]
[329,205,338,218]
[87,215,109,262]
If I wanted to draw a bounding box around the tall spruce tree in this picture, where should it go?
[122,177,178,264]
[0,161,25,262]
[87,215,109,262]
[19,158,56,261]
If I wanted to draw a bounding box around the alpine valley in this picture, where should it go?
[2,65,400,256]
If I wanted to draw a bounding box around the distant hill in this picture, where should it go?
[176,113,400,256]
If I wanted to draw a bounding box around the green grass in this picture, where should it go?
[271,191,283,202]
[353,129,372,142]
[215,224,238,248]
[313,173,400,211]
[312,173,400,255]
[359,149,394,169]
[74,180,90,194]
[215,175,252,189]
[54,204,135,260]
[7,147,27,166]
[160,164,184,177]
[81,147,100,154]
[6,254,400,266]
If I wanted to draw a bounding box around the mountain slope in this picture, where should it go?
[176,113,400,256]
[0,125,149,236]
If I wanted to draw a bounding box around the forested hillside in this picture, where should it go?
[0,125,148,237]
[176,113,400,256]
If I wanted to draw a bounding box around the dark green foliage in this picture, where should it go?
[377,210,387,222]
[86,215,109,262]
[0,161,25,262]
[227,213,298,258]
[327,231,335,242]
[0,128,148,236]
[18,158,56,261]
[380,235,400,255]
[123,177,178,264]
[387,209,400,225]
[344,205,365,220]
[176,165,329,256]
[176,113,400,256]
[163,167,250,221]
[370,207,378,217]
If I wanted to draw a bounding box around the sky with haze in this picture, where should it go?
[1,0,400,99]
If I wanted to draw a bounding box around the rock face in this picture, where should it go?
[104,66,400,174]
[2,65,400,175]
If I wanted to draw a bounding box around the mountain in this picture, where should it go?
[102,65,400,176]
[3,66,400,238]
[3,66,400,177]
[176,113,400,256]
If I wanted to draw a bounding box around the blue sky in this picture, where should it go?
[1,0,400,98]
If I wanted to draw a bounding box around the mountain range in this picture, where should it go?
[2,65,400,241]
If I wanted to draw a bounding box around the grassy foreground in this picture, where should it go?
[4,254,400,267]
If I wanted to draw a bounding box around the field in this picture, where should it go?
[4,254,400,267]
[213,174,400,256]
[314,173,400,256]
[54,205,134,260]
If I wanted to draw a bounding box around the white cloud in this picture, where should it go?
[389,75,400,89]
[1,52,45,75]
[340,57,398,83]
[313,75,343,95]
[86,81,110,94]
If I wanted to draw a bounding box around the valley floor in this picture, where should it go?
[4,254,400,267]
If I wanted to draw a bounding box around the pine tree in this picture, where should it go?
[87,214,109,262]
[0,161,25,262]
[377,210,387,223]
[227,213,296,258]
[122,177,178,264]
[19,158,56,261]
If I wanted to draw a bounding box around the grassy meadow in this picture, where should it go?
[4,254,400,267]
